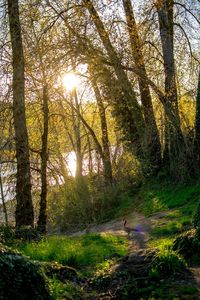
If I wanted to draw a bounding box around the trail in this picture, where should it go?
[70,211,152,250]
[70,209,200,296]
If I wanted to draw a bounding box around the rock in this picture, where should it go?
[41,261,78,282]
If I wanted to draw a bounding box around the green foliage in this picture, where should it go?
[0,244,51,300]
[0,225,15,245]
[15,226,41,242]
[48,175,139,231]
[149,247,186,279]
[151,217,192,238]
[49,277,83,300]
[137,181,200,216]
[193,202,200,234]
[173,229,200,263]
[18,234,128,268]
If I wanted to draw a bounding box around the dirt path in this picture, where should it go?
[69,210,200,294]
[70,211,152,250]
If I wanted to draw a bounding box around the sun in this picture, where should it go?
[62,73,78,91]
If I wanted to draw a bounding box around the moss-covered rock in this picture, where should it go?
[41,261,78,282]
[0,244,51,300]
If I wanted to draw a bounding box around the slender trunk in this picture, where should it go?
[37,85,49,233]
[122,0,161,168]
[91,78,113,184]
[194,70,200,167]
[71,90,83,179]
[87,135,93,174]
[0,169,8,225]
[7,0,34,227]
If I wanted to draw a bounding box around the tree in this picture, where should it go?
[37,85,49,233]
[194,70,200,167]
[122,0,161,168]
[89,73,113,184]
[7,0,34,227]
[156,0,184,164]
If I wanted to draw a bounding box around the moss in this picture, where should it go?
[0,244,51,300]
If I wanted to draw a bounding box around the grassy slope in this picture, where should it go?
[16,180,200,299]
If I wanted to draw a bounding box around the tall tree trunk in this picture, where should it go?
[122,0,162,168]
[83,0,145,153]
[157,0,184,160]
[91,78,113,184]
[37,85,49,233]
[7,0,34,227]
[194,70,200,167]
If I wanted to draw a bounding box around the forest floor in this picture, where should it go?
[70,209,200,299]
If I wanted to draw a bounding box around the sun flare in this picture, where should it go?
[62,73,78,91]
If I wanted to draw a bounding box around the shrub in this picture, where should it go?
[149,248,186,279]
[173,229,200,261]
[0,225,15,245]
[0,244,51,300]
[15,226,41,242]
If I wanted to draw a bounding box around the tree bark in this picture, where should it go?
[72,89,83,179]
[0,169,8,225]
[156,0,184,159]
[37,85,49,233]
[83,0,145,151]
[194,70,200,166]
[7,0,34,227]
[91,77,113,184]
[122,0,162,168]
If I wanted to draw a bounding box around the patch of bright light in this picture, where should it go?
[62,73,78,91]
[67,151,76,177]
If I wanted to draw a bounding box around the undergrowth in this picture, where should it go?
[18,234,128,269]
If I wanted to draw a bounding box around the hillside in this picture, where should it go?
[1,181,200,299]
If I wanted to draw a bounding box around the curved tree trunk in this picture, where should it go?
[7,0,34,227]
[83,0,145,153]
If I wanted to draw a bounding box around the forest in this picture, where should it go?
[0,0,200,299]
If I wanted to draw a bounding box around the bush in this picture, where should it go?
[0,225,15,245]
[149,248,186,279]
[173,229,200,261]
[0,244,51,300]
[15,226,41,242]
[193,201,200,228]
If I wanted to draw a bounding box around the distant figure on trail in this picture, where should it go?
[123,219,145,249]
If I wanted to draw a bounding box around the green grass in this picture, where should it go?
[18,233,128,268]
[138,182,200,216]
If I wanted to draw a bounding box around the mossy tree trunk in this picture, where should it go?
[83,0,146,156]
[122,0,162,169]
[156,0,186,177]
[7,0,34,227]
